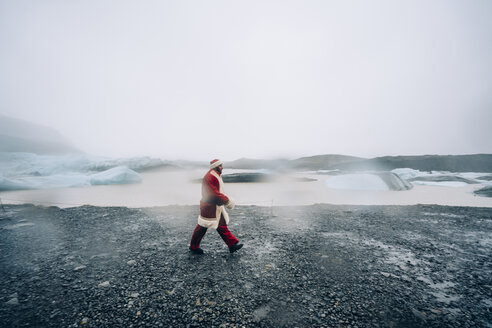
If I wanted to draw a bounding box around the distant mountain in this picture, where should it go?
[331,154,492,173]
[288,154,365,170]
[0,114,80,154]
[224,154,492,173]
[227,155,364,171]
[227,158,290,170]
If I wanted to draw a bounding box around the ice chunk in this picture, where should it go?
[411,181,469,187]
[474,185,492,197]
[0,152,167,178]
[89,166,141,185]
[0,176,32,191]
[375,172,413,190]
[0,153,149,190]
[391,168,423,180]
[0,174,90,191]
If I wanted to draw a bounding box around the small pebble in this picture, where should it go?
[98,281,110,288]
[6,298,19,305]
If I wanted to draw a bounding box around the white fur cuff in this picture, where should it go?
[225,197,235,210]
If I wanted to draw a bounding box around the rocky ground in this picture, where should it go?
[0,204,491,327]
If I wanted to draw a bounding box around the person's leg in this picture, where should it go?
[216,215,239,248]
[190,224,207,250]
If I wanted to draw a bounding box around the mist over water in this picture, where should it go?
[2,169,491,208]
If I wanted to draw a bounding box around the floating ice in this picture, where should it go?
[0,152,157,190]
[0,176,32,191]
[411,181,469,187]
[375,172,413,190]
[324,172,412,191]
[0,168,141,191]
[90,166,141,185]
[392,168,486,188]
[391,168,423,180]
[11,173,90,190]
[0,152,167,177]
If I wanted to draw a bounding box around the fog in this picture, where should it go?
[1,0,491,161]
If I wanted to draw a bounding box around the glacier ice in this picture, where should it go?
[0,176,32,191]
[90,166,142,185]
[0,152,167,177]
[391,168,423,180]
[324,172,412,191]
[0,152,152,190]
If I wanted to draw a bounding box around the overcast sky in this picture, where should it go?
[1,0,491,161]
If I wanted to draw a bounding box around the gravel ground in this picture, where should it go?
[0,204,491,327]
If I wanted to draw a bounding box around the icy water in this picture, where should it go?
[1,169,491,208]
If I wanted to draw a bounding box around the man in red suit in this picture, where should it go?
[189,159,243,254]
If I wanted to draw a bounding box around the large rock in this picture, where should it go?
[221,173,272,183]
[474,186,492,197]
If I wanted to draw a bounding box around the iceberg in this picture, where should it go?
[411,181,469,187]
[0,152,169,177]
[474,186,492,197]
[0,152,149,191]
[0,167,141,191]
[324,172,412,191]
[0,174,90,191]
[391,168,487,188]
[89,166,142,185]
[16,174,90,189]
[391,168,423,180]
[0,176,32,191]
[374,172,413,190]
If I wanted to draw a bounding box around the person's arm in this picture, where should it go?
[203,174,229,205]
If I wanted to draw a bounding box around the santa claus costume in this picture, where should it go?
[189,159,243,254]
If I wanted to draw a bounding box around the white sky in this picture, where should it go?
[1,0,491,161]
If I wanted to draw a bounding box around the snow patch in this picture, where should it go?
[363,239,421,266]
[417,277,461,304]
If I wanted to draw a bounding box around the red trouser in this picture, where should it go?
[190,215,238,249]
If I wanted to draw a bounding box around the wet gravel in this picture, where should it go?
[0,204,491,327]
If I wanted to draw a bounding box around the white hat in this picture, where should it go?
[210,159,223,169]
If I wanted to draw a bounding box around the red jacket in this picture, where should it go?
[200,169,229,218]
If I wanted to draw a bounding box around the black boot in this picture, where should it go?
[229,242,243,253]
[189,247,204,255]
